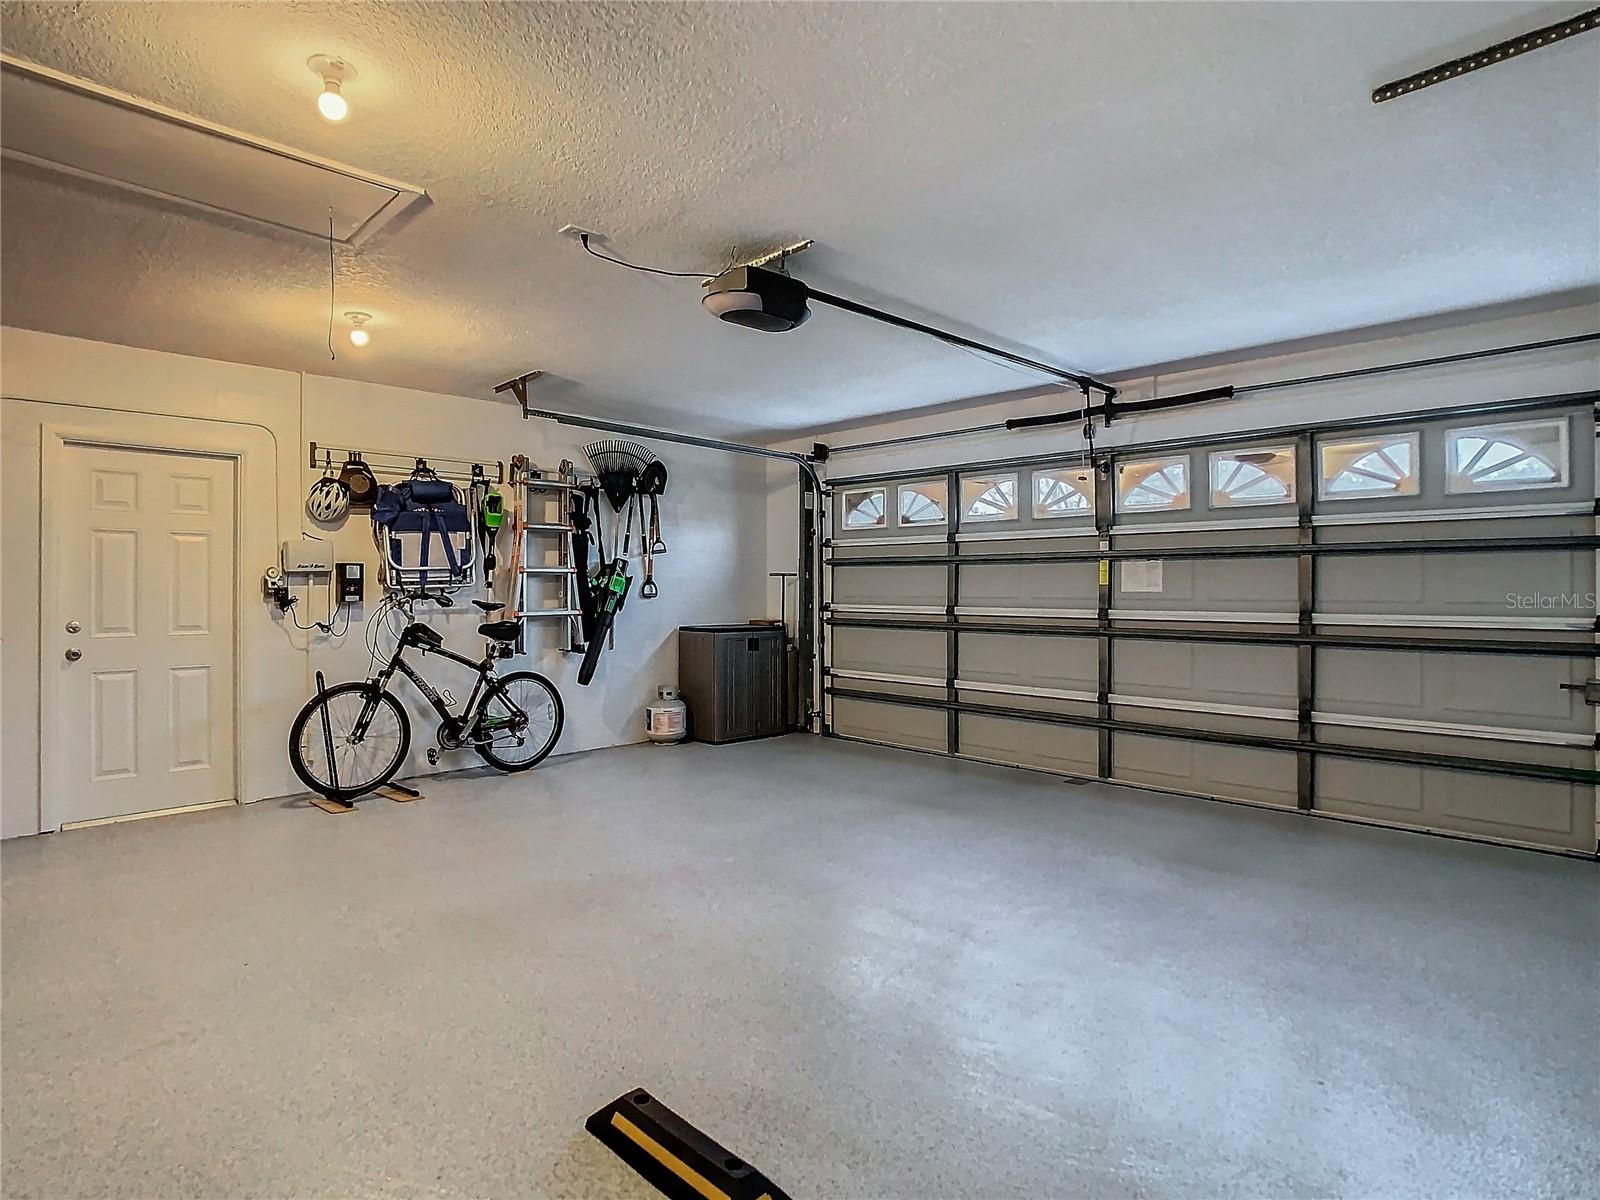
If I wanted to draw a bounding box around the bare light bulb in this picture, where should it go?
[308,56,354,122]
[317,80,348,122]
[345,311,372,347]
[348,326,369,347]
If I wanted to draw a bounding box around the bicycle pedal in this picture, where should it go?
[426,748,439,766]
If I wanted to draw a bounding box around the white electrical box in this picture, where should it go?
[281,537,335,573]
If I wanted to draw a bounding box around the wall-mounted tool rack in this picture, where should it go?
[307,442,505,485]
[514,406,825,726]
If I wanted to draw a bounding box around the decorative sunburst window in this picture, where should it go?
[1445,419,1566,493]
[1032,467,1094,518]
[1116,456,1190,512]
[897,480,948,526]
[841,487,886,529]
[1209,446,1295,507]
[1319,434,1419,499]
[960,473,1018,522]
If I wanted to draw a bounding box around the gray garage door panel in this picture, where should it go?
[960,715,1097,775]
[1118,528,1299,551]
[1110,557,1296,615]
[831,697,947,752]
[960,633,1097,692]
[832,565,947,609]
[1113,732,1298,807]
[1317,759,1593,851]
[825,402,1596,853]
[831,628,947,678]
[1115,709,1294,743]
[1314,723,1589,770]
[965,695,1100,722]
[1113,640,1297,710]
[1317,649,1592,735]
[1317,550,1593,618]
[960,562,1096,610]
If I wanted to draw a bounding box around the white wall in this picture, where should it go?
[767,302,1600,572]
[2,328,767,838]
[298,374,767,772]
[2,328,301,840]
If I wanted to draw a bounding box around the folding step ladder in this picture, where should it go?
[512,470,593,653]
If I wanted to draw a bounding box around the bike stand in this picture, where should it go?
[305,671,426,814]
[309,793,358,815]
[307,783,424,814]
[308,670,358,814]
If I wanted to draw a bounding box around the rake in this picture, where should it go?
[584,438,658,512]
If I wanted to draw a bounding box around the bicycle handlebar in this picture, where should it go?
[399,590,453,608]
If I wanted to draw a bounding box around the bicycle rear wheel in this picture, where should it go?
[289,682,411,800]
[473,671,564,772]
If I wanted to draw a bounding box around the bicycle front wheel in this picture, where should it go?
[289,682,411,800]
[473,671,564,772]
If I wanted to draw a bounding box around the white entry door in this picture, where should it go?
[44,442,237,829]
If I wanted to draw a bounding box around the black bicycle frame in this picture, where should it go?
[353,633,525,742]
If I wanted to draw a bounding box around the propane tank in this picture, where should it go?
[646,686,688,744]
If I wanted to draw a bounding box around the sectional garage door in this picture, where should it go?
[823,394,1599,854]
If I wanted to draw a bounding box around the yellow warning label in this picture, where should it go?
[1098,559,1110,586]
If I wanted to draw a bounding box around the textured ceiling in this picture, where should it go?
[2,1,1596,436]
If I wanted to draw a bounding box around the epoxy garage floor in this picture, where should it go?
[3,737,1595,1199]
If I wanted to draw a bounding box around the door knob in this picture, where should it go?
[64,647,82,662]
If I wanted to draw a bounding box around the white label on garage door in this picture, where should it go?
[1121,559,1164,592]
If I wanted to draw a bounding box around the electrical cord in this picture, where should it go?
[323,590,353,638]
[326,210,337,362]
[284,577,352,637]
[579,233,716,279]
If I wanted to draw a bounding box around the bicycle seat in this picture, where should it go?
[472,599,505,613]
[478,620,521,642]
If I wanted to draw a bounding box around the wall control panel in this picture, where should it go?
[281,537,334,573]
[336,562,365,604]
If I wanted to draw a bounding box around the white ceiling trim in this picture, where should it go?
[0,53,427,246]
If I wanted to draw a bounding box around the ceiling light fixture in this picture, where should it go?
[308,54,354,122]
[346,311,371,346]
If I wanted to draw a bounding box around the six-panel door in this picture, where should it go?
[47,442,237,828]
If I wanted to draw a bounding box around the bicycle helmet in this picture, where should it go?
[306,474,351,522]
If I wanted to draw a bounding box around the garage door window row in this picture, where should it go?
[841,415,1572,533]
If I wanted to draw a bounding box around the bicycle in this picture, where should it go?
[288,591,564,801]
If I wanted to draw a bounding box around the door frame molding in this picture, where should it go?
[38,417,253,831]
